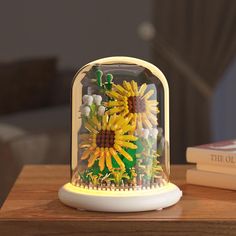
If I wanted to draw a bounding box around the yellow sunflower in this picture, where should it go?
[79,114,137,171]
[105,80,159,130]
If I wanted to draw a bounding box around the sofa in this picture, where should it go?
[0,58,75,206]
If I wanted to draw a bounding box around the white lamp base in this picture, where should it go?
[58,182,182,212]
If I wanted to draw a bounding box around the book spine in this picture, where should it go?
[186,169,236,190]
[186,148,236,167]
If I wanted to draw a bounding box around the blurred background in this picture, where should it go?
[0,0,235,205]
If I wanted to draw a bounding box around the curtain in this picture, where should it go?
[151,0,236,163]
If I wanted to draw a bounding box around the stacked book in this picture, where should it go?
[186,140,236,190]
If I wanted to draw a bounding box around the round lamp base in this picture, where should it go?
[58,182,182,212]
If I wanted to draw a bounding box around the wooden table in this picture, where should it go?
[0,165,235,236]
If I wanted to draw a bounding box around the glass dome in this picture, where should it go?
[59,57,182,212]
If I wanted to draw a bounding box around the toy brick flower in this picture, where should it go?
[81,106,91,117]
[98,105,106,116]
[94,95,102,106]
[79,114,137,171]
[83,95,93,106]
[105,80,159,130]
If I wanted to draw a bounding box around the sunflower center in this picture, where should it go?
[96,130,115,148]
[127,96,146,113]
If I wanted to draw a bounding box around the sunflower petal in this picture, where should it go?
[130,113,137,127]
[105,101,124,107]
[107,114,117,130]
[138,83,147,96]
[85,122,98,134]
[87,148,100,166]
[147,106,160,114]
[91,116,101,130]
[118,115,133,130]
[115,140,137,149]
[120,109,129,116]
[88,155,98,167]
[123,81,134,96]
[113,84,131,96]
[131,80,138,95]
[102,114,108,130]
[106,90,123,100]
[113,115,126,128]
[107,107,124,115]
[147,100,159,106]
[120,124,135,134]
[114,144,133,161]
[109,147,125,169]
[146,112,158,125]
[142,89,155,100]
[142,113,152,129]
[79,142,91,148]
[79,134,90,140]
[99,148,105,171]
[137,113,143,130]
[105,148,113,170]
[81,146,95,160]
[116,134,137,141]
[124,113,133,125]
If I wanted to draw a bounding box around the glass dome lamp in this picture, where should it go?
[59,56,182,212]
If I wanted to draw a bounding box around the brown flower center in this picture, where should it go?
[128,96,146,113]
[96,130,115,148]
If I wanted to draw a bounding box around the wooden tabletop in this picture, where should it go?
[0,165,235,236]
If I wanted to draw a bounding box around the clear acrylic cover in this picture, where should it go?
[70,57,170,192]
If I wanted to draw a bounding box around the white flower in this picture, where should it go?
[82,95,93,106]
[82,106,90,117]
[82,95,89,104]
[142,129,150,139]
[87,96,93,106]
[150,128,158,138]
[94,95,102,106]
[98,106,106,116]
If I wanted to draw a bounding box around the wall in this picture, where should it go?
[212,57,236,141]
[0,0,151,69]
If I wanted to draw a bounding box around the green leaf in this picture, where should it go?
[90,103,96,115]
[106,73,113,83]
[105,83,112,90]
[105,74,113,90]
[91,161,100,175]
[101,166,110,175]
[111,156,120,168]
[96,70,103,87]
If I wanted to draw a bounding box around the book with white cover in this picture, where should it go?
[197,164,236,175]
[186,168,236,190]
[186,140,236,167]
